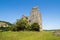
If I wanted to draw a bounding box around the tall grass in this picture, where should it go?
[1,31,60,40]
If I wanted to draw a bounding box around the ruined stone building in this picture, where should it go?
[22,6,42,31]
[28,7,42,31]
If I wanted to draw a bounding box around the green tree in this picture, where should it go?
[31,23,40,31]
[10,24,17,31]
[16,17,30,31]
[0,26,11,31]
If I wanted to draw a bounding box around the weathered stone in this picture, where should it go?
[28,6,42,31]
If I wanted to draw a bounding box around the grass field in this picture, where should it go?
[0,31,60,40]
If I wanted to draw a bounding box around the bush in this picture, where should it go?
[0,27,10,31]
[15,17,30,31]
[17,24,25,31]
[31,23,40,31]
[9,24,18,31]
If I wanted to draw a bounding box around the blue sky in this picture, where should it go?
[0,0,60,30]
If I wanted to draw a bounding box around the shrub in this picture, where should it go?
[15,17,30,31]
[31,23,40,31]
[0,27,10,31]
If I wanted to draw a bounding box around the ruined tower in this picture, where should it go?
[29,6,42,31]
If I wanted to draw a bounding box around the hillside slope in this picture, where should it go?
[0,21,12,25]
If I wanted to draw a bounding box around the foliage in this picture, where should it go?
[16,17,30,31]
[10,17,40,31]
[31,23,40,31]
[10,24,17,31]
[0,26,11,31]
[0,17,40,31]
[0,21,12,31]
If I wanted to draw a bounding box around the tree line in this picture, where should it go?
[0,17,40,32]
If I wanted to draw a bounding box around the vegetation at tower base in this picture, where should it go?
[31,23,40,31]
[15,17,31,31]
[12,16,40,31]
[0,18,40,31]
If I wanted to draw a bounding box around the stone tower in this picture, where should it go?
[29,6,42,31]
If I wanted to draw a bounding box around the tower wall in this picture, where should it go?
[29,7,42,31]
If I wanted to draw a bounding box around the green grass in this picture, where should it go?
[0,31,60,40]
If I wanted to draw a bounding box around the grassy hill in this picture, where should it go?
[0,21,12,25]
[1,31,60,40]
